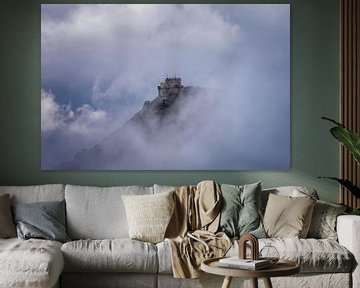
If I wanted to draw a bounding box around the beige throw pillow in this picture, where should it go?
[263,193,316,238]
[0,194,17,238]
[122,191,175,243]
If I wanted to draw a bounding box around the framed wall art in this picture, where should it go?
[41,4,290,170]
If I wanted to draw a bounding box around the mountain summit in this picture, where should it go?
[127,77,199,130]
[57,77,212,170]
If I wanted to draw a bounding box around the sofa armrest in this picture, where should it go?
[337,215,360,288]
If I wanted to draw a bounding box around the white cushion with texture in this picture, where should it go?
[0,238,63,288]
[61,239,158,273]
[65,185,153,239]
[122,191,175,243]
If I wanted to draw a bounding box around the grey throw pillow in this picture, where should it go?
[218,182,266,238]
[12,200,70,243]
[307,200,347,240]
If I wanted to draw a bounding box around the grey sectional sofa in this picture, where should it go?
[0,184,359,288]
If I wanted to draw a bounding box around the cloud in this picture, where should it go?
[41,4,289,110]
[41,5,242,106]
[41,90,118,168]
[41,90,108,135]
[41,90,73,132]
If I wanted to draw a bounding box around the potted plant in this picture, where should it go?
[320,117,360,215]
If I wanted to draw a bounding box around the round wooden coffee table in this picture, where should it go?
[201,257,300,288]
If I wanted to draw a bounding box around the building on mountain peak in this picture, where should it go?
[157,77,184,97]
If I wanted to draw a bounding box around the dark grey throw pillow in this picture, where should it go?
[218,182,266,238]
[12,200,70,243]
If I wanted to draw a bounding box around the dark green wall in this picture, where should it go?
[0,0,340,202]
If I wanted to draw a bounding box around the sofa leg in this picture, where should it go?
[251,278,258,288]
[221,276,232,288]
[263,277,273,288]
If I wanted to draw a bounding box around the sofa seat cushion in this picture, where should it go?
[61,239,158,273]
[260,238,353,272]
[156,240,173,274]
[231,238,353,273]
[157,238,353,274]
[0,238,64,288]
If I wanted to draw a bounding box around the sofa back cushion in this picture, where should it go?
[153,184,176,194]
[0,184,65,204]
[65,185,153,239]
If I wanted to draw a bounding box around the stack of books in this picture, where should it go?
[218,257,271,270]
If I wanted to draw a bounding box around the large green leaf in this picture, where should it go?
[330,127,360,165]
[318,177,360,199]
[322,117,360,165]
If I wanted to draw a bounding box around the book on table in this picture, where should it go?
[218,257,271,270]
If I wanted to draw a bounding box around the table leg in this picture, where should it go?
[251,278,258,288]
[263,277,273,288]
[221,276,233,288]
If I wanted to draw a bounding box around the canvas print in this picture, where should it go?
[41,4,290,170]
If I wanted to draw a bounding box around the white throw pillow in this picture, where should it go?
[122,191,175,243]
